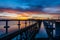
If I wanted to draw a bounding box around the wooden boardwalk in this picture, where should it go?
[0,19,60,40]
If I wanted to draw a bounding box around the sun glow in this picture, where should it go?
[30,14,53,19]
[0,11,60,20]
[16,15,32,20]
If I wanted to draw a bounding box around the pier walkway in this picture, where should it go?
[0,19,60,40]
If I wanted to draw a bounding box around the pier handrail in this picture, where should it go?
[0,22,38,40]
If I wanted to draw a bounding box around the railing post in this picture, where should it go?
[53,21,56,38]
[49,21,55,38]
[32,21,33,24]
[37,20,42,29]
[29,20,30,25]
[46,20,55,39]
[17,20,20,40]
[25,20,29,40]
[4,20,9,34]
[18,20,20,33]
[50,21,53,38]
[25,20,27,27]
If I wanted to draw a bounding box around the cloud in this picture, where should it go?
[0,12,18,17]
[43,7,60,13]
[0,0,60,12]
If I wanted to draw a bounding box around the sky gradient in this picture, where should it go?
[0,0,60,12]
[0,0,60,19]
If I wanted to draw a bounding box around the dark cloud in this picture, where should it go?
[0,0,60,11]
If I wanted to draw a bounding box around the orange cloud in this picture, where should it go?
[0,9,60,20]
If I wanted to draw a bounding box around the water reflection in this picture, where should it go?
[0,21,36,36]
[35,21,48,38]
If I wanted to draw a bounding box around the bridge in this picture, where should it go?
[0,19,60,40]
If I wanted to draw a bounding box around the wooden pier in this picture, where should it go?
[0,19,60,40]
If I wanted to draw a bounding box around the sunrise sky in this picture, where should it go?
[0,0,60,20]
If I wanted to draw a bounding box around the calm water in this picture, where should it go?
[0,21,56,39]
[0,21,36,35]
